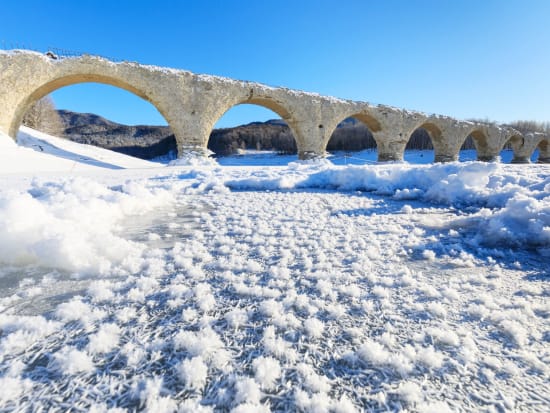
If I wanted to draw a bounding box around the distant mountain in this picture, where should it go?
[58,110,451,159]
[58,110,118,127]
[58,110,176,158]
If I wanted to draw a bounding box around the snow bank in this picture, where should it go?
[223,162,550,249]
[167,149,217,167]
[0,131,16,148]
[0,177,175,274]
[471,193,550,249]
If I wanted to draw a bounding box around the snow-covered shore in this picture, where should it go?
[0,128,548,412]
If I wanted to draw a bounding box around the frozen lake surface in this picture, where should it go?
[0,128,548,412]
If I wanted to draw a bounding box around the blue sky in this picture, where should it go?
[3,0,550,127]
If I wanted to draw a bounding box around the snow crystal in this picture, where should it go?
[0,376,33,403]
[415,345,445,369]
[262,326,298,362]
[296,363,331,393]
[331,395,359,413]
[87,323,120,354]
[133,376,177,412]
[225,308,249,329]
[294,389,333,413]
[178,356,208,391]
[253,356,281,390]
[357,339,390,365]
[397,381,424,405]
[426,302,447,319]
[498,319,529,347]
[173,327,224,360]
[50,346,94,375]
[424,327,461,347]
[233,377,262,405]
[87,280,115,302]
[303,317,325,338]
[55,298,105,326]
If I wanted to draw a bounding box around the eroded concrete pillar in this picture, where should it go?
[433,135,460,162]
[294,112,331,160]
[295,122,328,159]
[507,133,543,164]
[472,126,520,163]
[510,156,530,164]
[171,111,211,157]
[372,109,422,162]
[434,151,459,163]
[477,153,500,162]
[375,136,406,162]
[537,140,550,163]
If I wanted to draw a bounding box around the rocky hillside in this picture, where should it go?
[58,110,470,159]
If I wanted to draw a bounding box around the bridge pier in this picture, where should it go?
[477,154,500,162]
[432,130,461,163]
[511,155,530,164]
[434,153,459,163]
[176,144,212,158]
[171,114,211,159]
[537,140,550,163]
[375,138,405,162]
[294,116,331,160]
[372,110,425,163]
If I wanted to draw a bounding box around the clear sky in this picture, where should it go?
[3,0,550,128]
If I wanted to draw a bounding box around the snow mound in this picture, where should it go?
[168,149,217,167]
[0,177,175,274]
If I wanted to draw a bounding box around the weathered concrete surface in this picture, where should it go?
[0,50,544,163]
[537,138,550,163]
[506,133,543,164]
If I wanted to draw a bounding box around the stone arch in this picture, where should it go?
[206,96,302,155]
[405,121,445,162]
[9,73,173,139]
[464,128,495,161]
[324,111,382,155]
[498,133,526,163]
[324,112,382,157]
[406,118,480,163]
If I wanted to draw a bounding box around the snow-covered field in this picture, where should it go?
[0,128,548,412]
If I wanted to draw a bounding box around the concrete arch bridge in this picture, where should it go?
[1,50,548,163]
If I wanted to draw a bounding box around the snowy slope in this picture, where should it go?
[0,128,549,412]
[0,126,162,175]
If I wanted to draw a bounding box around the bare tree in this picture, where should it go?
[22,96,64,136]
[507,120,550,135]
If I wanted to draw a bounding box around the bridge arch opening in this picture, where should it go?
[499,134,527,163]
[325,113,381,165]
[15,78,175,162]
[404,122,443,163]
[208,102,298,165]
[460,129,493,161]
